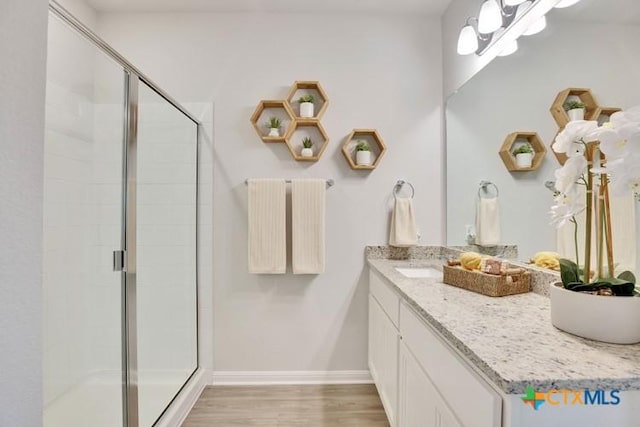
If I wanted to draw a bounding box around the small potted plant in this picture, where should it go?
[564,100,586,121]
[512,143,534,168]
[355,140,372,166]
[298,94,315,118]
[266,117,282,137]
[301,137,313,157]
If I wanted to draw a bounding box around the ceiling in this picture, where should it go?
[553,0,640,24]
[85,0,453,15]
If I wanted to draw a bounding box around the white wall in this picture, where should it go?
[96,11,443,373]
[0,1,48,426]
[446,17,640,261]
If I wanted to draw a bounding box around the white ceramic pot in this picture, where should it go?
[356,151,372,166]
[268,127,280,137]
[515,152,533,168]
[300,102,314,118]
[567,108,585,121]
[301,148,313,157]
[550,282,640,344]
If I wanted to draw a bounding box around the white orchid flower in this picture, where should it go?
[554,155,587,194]
[553,120,599,156]
[550,187,586,228]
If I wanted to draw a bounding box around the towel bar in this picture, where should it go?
[244,179,335,188]
[478,180,499,198]
[394,180,415,199]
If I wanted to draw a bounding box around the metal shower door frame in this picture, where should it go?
[48,2,201,427]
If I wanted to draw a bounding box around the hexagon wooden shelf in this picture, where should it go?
[285,119,329,162]
[550,88,598,128]
[250,100,296,143]
[341,129,387,170]
[594,106,622,125]
[499,131,546,172]
[286,81,329,120]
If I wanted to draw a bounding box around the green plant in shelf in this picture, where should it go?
[564,100,585,111]
[298,94,315,104]
[512,143,534,155]
[302,137,313,148]
[266,117,281,129]
[355,140,370,152]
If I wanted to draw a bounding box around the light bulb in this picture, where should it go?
[504,0,527,5]
[515,1,533,18]
[457,25,479,55]
[522,15,546,35]
[478,0,503,34]
[498,39,518,56]
[555,0,582,8]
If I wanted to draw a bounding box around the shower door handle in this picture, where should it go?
[113,250,126,272]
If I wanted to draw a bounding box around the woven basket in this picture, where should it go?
[442,265,530,297]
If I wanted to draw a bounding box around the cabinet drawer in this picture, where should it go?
[400,302,501,427]
[370,269,400,328]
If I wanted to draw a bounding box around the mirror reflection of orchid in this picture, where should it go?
[551,107,640,295]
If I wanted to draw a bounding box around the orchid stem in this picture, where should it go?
[571,217,579,270]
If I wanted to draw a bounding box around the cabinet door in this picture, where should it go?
[398,341,462,427]
[369,294,399,426]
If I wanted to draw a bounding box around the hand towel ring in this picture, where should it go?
[478,180,499,199]
[394,180,415,199]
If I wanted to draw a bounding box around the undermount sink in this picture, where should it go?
[394,267,443,279]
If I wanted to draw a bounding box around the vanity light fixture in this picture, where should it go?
[497,39,518,56]
[457,18,481,55]
[522,15,546,35]
[478,0,503,34]
[555,0,581,8]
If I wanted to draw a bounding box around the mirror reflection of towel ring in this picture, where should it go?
[394,180,415,199]
[478,180,499,199]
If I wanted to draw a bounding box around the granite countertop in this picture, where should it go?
[367,255,640,395]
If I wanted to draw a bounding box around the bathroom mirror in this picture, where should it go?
[445,0,640,272]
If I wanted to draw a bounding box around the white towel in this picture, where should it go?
[557,192,636,274]
[475,197,500,246]
[291,179,326,274]
[248,179,286,274]
[389,198,417,247]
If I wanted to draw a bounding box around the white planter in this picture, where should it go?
[356,151,372,166]
[301,148,313,158]
[268,127,280,137]
[567,108,585,121]
[515,152,533,168]
[550,282,640,344]
[300,102,314,118]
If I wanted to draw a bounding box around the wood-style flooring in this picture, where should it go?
[182,384,390,426]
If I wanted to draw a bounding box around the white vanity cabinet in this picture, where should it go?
[369,269,501,427]
[369,270,401,426]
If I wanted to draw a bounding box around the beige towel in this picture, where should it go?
[292,179,326,274]
[557,192,636,274]
[248,179,286,274]
[475,197,500,246]
[389,198,417,247]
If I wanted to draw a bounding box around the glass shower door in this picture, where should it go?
[135,82,198,427]
[43,13,126,427]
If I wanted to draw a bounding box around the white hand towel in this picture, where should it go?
[248,179,286,274]
[475,197,500,247]
[291,179,326,274]
[389,198,417,247]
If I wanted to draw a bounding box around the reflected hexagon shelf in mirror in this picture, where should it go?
[341,129,387,170]
[550,88,598,128]
[499,131,546,172]
[250,100,295,143]
[594,106,622,126]
[286,81,329,120]
[285,119,329,162]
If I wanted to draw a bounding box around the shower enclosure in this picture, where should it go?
[43,3,199,426]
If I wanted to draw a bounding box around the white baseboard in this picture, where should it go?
[211,370,373,386]
[155,368,211,427]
